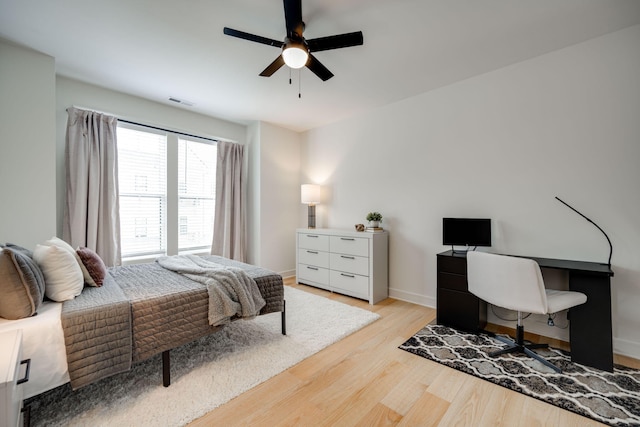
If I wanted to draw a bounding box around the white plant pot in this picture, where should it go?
[369,221,379,228]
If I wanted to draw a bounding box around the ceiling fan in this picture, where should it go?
[223,0,363,81]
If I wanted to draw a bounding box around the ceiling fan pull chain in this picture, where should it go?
[289,67,292,85]
[298,69,302,98]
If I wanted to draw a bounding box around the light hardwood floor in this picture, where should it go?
[190,279,637,426]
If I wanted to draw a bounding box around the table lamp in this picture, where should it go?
[301,184,320,228]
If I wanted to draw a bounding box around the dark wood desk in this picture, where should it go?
[436,250,614,372]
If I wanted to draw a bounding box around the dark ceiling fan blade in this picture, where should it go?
[306,54,334,81]
[283,0,304,37]
[306,31,364,52]
[259,55,286,77]
[223,27,283,48]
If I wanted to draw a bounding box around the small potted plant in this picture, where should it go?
[366,212,383,228]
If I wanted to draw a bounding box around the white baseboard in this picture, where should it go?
[388,287,436,308]
[614,337,640,360]
[279,269,296,279]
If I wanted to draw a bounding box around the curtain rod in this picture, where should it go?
[70,106,223,144]
[117,119,221,143]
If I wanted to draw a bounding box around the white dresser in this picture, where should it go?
[0,329,27,427]
[296,228,388,304]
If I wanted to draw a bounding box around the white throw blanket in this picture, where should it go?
[156,255,266,326]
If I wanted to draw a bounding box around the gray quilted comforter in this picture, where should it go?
[60,274,132,389]
[61,256,283,389]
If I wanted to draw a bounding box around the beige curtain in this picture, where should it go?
[211,141,246,261]
[63,107,121,266]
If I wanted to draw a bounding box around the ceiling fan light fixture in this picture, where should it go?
[282,39,308,69]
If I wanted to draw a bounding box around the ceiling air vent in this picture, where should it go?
[168,97,194,107]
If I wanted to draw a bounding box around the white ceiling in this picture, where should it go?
[2,0,639,132]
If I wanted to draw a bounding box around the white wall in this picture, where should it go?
[259,122,300,277]
[0,42,298,277]
[55,77,247,239]
[246,121,261,266]
[246,121,300,276]
[301,25,640,357]
[0,40,57,248]
[3,25,638,357]
[57,79,300,276]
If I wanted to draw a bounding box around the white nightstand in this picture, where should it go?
[0,330,29,427]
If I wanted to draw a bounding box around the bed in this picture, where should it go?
[0,255,285,399]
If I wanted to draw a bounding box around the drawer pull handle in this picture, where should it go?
[340,238,355,241]
[18,358,31,385]
[307,250,318,254]
[341,273,355,278]
[341,255,355,260]
[307,266,319,271]
[307,235,319,238]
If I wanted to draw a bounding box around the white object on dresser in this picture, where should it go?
[296,228,388,304]
[0,329,29,427]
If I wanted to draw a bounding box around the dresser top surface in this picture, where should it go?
[297,228,387,238]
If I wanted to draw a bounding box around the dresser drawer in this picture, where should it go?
[329,253,368,276]
[437,287,487,332]
[298,264,330,287]
[330,270,369,299]
[438,271,468,292]
[437,254,467,275]
[298,249,329,268]
[0,330,24,427]
[330,236,368,257]
[298,233,330,251]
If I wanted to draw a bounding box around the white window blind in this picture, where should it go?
[116,123,218,260]
[117,126,167,258]
[178,138,216,252]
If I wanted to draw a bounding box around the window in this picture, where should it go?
[117,126,166,257]
[117,124,217,260]
[178,137,216,251]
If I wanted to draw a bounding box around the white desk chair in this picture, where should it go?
[467,251,587,372]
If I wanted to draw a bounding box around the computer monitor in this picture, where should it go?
[442,218,492,248]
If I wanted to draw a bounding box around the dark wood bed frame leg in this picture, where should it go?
[282,300,286,335]
[162,350,170,387]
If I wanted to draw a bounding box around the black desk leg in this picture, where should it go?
[569,273,614,372]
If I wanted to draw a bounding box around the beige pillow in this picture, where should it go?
[33,244,84,302]
[0,248,45,319]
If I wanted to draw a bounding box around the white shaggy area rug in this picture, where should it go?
[27,286,380,426]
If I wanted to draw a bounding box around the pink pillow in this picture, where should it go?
[76,247,107,287]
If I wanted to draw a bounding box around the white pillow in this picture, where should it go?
[33,244,84,302]
[43,236,93,285]
[44,236,76,254]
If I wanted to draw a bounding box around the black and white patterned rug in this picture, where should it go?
[399,324,640,426]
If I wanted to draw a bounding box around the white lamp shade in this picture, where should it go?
[301,184,320,205]
[282,46,309,69]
